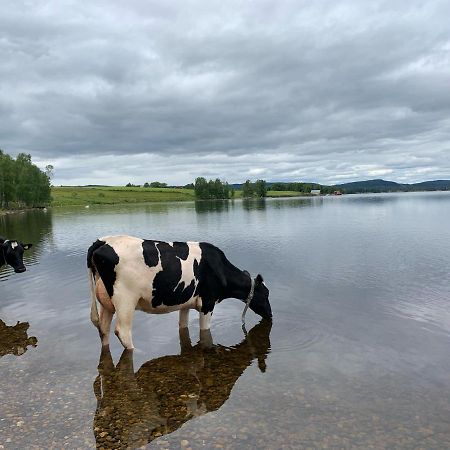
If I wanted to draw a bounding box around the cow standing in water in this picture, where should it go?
[0,237,32,273]
[87,235,272,349]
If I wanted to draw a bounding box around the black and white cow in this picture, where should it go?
[87,235,272,349]
[0,237,32,273]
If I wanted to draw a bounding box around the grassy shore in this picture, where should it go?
[48,186,306,207]
[51,186,195,206]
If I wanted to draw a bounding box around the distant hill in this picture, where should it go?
[231,179,450,194]
[332,179,402,193]
[332,179,450,194]
[410,180,450,191]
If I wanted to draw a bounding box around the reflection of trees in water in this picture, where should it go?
[93,320,272,449]
[0,319,37,357]
[0,210,53,278]
[270,197,323,209]
[0,209,53,244]
[242,198,267,211]
[194,200,230,214]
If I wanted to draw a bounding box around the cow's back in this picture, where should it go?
[91,235,205,309]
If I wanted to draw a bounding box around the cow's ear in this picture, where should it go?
[23,243,32,250]
[255,274,264,284]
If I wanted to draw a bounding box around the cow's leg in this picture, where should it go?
[98,304,113,347]
[112,288,137,350]
[200,328,213,348]
[179,327,192,353]
[179,308,190,329]
[199,311,212,330]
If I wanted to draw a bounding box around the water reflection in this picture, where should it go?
[270,197,322,209]
[242,198,267,211]
[0,319,37,357]
[194,199,230,214]
[93,320,271,449]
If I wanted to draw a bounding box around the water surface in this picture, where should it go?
[1,193,450,449]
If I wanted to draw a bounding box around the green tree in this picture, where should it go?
[0,150,51,208]
[194,177,230,199]
[254,179,267,198]
[242,180,254,198]
[150,181,167,188]
[194,177,208,199]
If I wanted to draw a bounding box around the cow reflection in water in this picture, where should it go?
[93,320,271,449]
[0,319,37,357]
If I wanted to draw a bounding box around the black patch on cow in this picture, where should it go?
[142,240,159,267]
[172,242,189,260]
[151,241,196,308]
[87,240,106,277]
[92,244,119,298]
[193,243,229,314]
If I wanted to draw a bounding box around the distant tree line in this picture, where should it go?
[0,150,52,209]
[194,177,234,199]
[269,182,333,194]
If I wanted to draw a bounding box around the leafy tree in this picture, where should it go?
[150,181,167,188]
[254,179,267,198]
[194,177,230,199]
[0,150,51,208]
[242,180,254,198]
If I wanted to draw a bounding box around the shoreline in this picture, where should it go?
[0,193,309,215]
[2,190,448,215]
[0,207,48,216]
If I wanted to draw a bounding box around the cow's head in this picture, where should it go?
[0,239,32,273]
[248,274,272,320]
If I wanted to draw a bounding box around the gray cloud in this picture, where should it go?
[1,0,449,185]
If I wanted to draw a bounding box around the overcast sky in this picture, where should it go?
[1,0,449,185]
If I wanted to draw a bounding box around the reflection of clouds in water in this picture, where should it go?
[0,319,37,357]
[93,320,271,449]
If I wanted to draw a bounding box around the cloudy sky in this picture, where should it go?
[1,0,449,185]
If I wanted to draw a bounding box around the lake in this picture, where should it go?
[1,192,450,449]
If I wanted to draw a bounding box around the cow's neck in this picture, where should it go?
[223,265,252,302]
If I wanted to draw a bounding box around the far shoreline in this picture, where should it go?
[2,188,449,216]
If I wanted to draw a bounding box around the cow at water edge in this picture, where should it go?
[0,237,32,273]
[87,235,272,349]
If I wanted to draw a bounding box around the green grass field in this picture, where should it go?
[50,186,306,206]
[51,186,195,206]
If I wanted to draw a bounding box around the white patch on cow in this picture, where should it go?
[11,242,18,249]
[175,242,201,294]
[101,235,163,305]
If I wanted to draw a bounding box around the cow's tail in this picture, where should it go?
[87,239,105,329]
[89,267,100,329]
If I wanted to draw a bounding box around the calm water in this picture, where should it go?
[1,193,450,449]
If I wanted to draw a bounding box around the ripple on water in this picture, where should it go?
[269,311,331,353]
